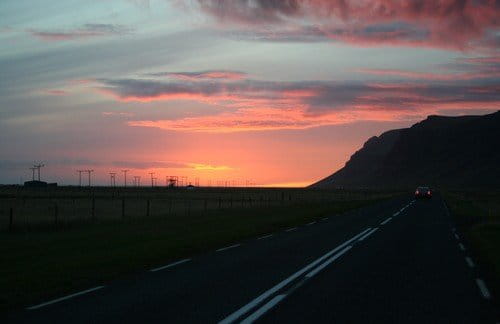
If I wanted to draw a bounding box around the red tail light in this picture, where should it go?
[415,190,419,195]
[427,191,431,195]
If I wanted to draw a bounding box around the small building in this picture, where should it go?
[24,180,48,187]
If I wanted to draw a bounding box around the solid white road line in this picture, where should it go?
[458,243,466,251]
[380,217,392,225]
[358,228,379,241]
[218,228,372,324]
[240,295,286,324]
[27,286,105,310]
[305,246,352,278]
[257,234,273,240]
[306,221,316,226]
[150,258,191,272]
[475,279,491,299]
[465,257,475,268]
[216,244,241,252]
[285,227,297,232]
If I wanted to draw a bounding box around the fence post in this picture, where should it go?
[146,199,150,217]
[204,199,207,212]
[218,197,222,209]
[9,207,13,231]
[54,202,58,226]
[281,192,285,205]
[91,197,96,220]
[121,199,125,219]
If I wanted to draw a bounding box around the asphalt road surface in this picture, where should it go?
[7,195,498,323]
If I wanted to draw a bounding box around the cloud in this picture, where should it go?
[146,70,248,80]
[95,58,500,132]
[188,163,233,171]
[184,0,500,51]
[102,111,135,117]
[28,23,133,41]
[43,89,69,96]
[357,67,500,81]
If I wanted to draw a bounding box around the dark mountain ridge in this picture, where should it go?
[312,111,500,189]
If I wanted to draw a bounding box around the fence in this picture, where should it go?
[0,187,387,231]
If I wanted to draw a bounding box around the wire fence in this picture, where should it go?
[0,186,390,231]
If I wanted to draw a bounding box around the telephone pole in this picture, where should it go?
[33,163,44,181]
[85,170,94,187]
[122,170,129,187]
[149,172,155,187]
[29,167,36,181]
[77,170,84,186]
[109,172,116,187]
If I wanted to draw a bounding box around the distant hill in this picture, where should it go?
[312,111,500,189]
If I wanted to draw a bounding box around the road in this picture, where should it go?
[7,195,498,323]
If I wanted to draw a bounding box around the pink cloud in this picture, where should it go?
[43,89,68,96]
[188,0,500,52]
[148,70,248,81]
[357,67,500,81]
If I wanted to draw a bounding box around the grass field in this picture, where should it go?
[0,186,382,231]
[444,190,500,302]
[0,186,398,312]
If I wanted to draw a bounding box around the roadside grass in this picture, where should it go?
[444,191,500,301]
[0,197,389,312]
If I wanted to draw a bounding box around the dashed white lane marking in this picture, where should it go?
[454,233,460,240]
[305,246,352,278]
[285,227,297,232]
[321,218,328,221]
[475,279,491,299]
[393,212,400,217]
[306,221,316,226]
[458,243,466,251]
[380,217,392,225]
[257,234,273,240]
[240,294,286,324]
[218,228,372,324]
[150,258,191,272]
[27,286,105,310]
[465,257,475,268]
[358,227,379,241]
[216,244,241,252]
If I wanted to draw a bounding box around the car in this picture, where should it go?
[415,186,432,199]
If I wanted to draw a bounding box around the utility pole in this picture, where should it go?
[122,170,129,187]
[77,170,84,186]
[134,176,141,187]
[149,172,155,187]
[85,170,94,187]
[109,172,116,187]
[33,163,44,181]
[29,167,36,181]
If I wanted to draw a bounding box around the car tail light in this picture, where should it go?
[415,190,419,195]
[427,191,431,195]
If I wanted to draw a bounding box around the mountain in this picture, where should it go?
[312,111,500,189]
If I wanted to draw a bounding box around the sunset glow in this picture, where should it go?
[0,0,499,186]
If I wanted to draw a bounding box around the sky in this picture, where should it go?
[0,0,499,187]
